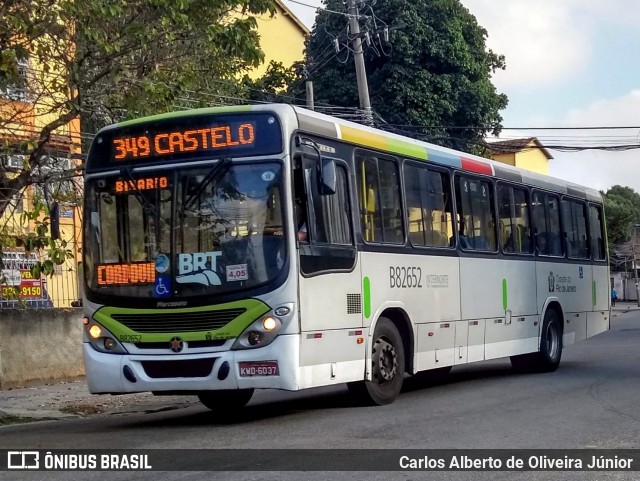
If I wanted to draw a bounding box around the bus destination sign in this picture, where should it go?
[113,122,256,161]
[86,113,283,170]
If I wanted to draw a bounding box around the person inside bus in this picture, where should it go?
[457,216,471,249]
[294,196,309,243]
[535,232,548,255]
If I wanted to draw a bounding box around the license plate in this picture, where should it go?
[238,361,279,377]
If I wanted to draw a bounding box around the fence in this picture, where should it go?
[1,246,82,309]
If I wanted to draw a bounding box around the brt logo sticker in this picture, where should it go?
[176,251,222,286]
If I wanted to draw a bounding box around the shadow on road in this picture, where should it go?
[118,362,527,429]
[113,351,624,430]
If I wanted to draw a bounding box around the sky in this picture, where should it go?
[282,0,640,193]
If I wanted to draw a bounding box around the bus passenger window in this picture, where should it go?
[533,191,563,257]
[498,184,532,255]
[403,164,453,248]
[456,176,496,251]
[562,198,589,259]
[589,204,606,260]
[356,153,404,244]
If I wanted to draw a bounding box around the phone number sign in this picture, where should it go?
[1,269,43,299]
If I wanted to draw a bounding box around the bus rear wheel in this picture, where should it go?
[511,309,563,373]
[197,389,254,412]
[348,317,405,406]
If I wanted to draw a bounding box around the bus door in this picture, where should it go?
[295,155,363,386]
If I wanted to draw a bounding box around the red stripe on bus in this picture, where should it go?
[461,157,493,176]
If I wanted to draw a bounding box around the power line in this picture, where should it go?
[286,0,360,19]
[381,123,640,131]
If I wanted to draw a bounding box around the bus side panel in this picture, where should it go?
[587,263,610,338]
[536,261,591,312]
[461,258,538,359]
[360,251,461,374]
[415,322,456,371]
[359,251,461,325]
[460,258,537,319]
[297,265,366,388]
[592,263,610,312]
[563,312,587,346]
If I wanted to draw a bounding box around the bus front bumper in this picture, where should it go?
[83,334,300,394]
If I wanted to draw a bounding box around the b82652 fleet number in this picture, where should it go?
[389,266,423,288]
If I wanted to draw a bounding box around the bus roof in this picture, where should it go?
[105,104,601,203]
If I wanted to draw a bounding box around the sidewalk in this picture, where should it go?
[611,301,640,314]
[0,378,197,424]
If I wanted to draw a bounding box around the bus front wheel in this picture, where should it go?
[197,389,254,412]
[348,317,405,405]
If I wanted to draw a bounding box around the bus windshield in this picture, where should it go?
[84,161,286,301]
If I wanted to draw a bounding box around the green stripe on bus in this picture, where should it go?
[117,105,254,128]
[363,277,371,319]
[93,298,270,342]
[502,278,508,311]
[387,138,428,160]
[593,280,596,307]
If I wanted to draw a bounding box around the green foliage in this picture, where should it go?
[1,0,277,289]
[602,185,640,246]
[304,0,508,151]
[241,61,304,103]
[0,0,277,211]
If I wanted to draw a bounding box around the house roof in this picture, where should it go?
[488,137,553,159]
[274,0,310,36]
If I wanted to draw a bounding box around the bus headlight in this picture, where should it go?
[232,315,282,350]
[84,321,127,354]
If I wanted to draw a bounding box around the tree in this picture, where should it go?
[0,0,276,219]
[602,185,640,246]
[303,0,508,152]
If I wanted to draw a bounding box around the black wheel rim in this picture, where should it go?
[373,336,398,383]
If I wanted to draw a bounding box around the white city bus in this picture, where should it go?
[82,104,610,408]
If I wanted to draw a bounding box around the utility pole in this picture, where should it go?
[346,0,373,126]
[305,80,315,111]
[633,224,640,307]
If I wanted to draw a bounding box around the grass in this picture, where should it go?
[0,414,39,426]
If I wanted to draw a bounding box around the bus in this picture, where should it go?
[82,104,610,408]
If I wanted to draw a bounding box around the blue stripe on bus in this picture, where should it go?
[426,150,462,169]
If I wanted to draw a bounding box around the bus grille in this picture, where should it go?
[134,339,227,350]
[111,308,246,333]
[140,358,216,378]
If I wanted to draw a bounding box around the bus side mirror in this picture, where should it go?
[50,202,60,240]
[318,157,336,195]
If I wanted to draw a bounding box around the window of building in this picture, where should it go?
[403,164,453,248]
[1,58,29,102]
[356,153,404,244]
[497,184,532,254]
[532,191,563,257]
[456,176,496,251]
[562,199,589,259]
[1,154,24,171]
[589,204,606,261]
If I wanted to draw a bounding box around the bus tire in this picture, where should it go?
[510,309,563,373]
[348,317,405,406]
[197,389,254,412]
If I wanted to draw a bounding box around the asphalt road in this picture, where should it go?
[2,310,640,481]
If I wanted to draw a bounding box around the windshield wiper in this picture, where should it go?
[120,166,157,216]
[183,157,232,211]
